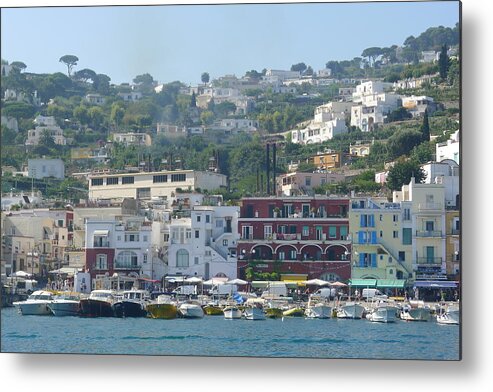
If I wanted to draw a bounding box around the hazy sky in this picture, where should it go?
[1,1,460,85]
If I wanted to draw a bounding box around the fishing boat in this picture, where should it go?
[365,304,398,323]
[436,303,460,325]
[48,292,81,316]
[146,295,178,319]
[336,301,366,319]
[223,305,242,319]
[178,301,204,318]
[13,290,55,315]
[112,289,149,318]
[79,290,116,317]
[203,299,224,316]
[243,304,265,320]
[304,295,332,319]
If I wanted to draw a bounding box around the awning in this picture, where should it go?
[376,279,406,288]
[93,230,109,236]
[413,281,458,289]
[348,279,377,287]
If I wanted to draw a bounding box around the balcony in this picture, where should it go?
[417,202,443,212]
[416,257,442,266]
[415,230,443,238]
[93,241,110,248]
[114,262,140,270]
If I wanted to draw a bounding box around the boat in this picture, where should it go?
[436,303,460,325]
[282,305,305,317]
[13,290,55,315]
[243,304,265,320]
[365,304,398,323]
[223,305,242,319]
[264,298,288,318]
[336,301,366,319]
[399,303,431,321]
[178,301,204,318]
[203,299,224,316]
[264,307,284,318]
[79,290,116,317]
[146,295,178,319]
[47,292,81,316]
[112,289,149,318]
[304,296,332,319]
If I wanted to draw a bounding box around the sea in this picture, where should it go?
[0,307,460,360]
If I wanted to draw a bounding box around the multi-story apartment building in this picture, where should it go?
[237,196,352,282]
[277,171,346,196]
[349,197,414,283]
[393,178,447,280]
[445,210,460,279]
[87,169,227,201]
[436,129,460,164]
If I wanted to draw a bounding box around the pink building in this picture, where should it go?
[237,196,352,281]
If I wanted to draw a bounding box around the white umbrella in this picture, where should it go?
[11,271,32,278]
[303,278,330,286]
[226,278,248,285]
[203,277,228,286]
[185,276,203,283]
[329,281,348,287]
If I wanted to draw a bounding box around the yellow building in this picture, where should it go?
[311,151,342,170]
[445,210,460,278]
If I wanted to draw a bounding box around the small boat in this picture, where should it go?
[365,304,398,323]
[79,290,116,317]
[399,303,431,321]
[243,305,265,320]
[305,296,332,319]
[264,298,289,318]
[203,300,224,316]
[282,306,305,317]
[223,305,242,319]
[146,295,178,319]
[13,290,55,315]
[264,307,284,318]
[436,303,459,325]
[48,292,81,316]
[112,289,149,318]
[178,301,204,318]
[336,301,366,319]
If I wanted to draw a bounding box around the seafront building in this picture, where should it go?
[237,196,352,282]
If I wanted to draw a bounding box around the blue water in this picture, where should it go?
[1,307,460,360]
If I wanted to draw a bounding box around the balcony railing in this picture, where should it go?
[416,257,443,265]
[114,262,140,270]
[415,230,443,237]
[417,202,443,211]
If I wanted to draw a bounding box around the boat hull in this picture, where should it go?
[366,306,398,323]
[204,305,224,316]
[243,307,265,320]
[282,307,305,317]
[265,307,284,318]
[113,301,147,318]
[146,303,177,319]
[223,306,242,319]
[178,304,204,318]
[48,300,80,316]
[14,301,52,316]
[79,299,115,317]
[336,303,365,319]
[400,307,431,322]
[305,305,332,319]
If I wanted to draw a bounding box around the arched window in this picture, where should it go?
[116,251,138,268]
[176,249,189,267]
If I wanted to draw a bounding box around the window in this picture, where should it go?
[194,256,199,265]
[278,251,285,260]
[360,214,375,227]
[143,235,148,242]
[95,254,108,270]
[216,220,223,228]
[176,249,189,267]
[402,228,412,245]
[116,251,138,268]
[393,230,399,238]
[122,176,134,184]
[393,214,398,222]
[171,173,186,182]
[124,233,140,242]
[398,251,405,261]
[163,233,169,242]
[153,175,168,183]
[340,226,348,240]
[328,226,337,238]
[305,176,311,186]
[195,230,200,239]
[380,230,383,238]
[302,226,309,237]
[197,215,201,222]
[143,253,148,263]
[264,225,272,239]
[403,208,411,221]
[223,239,228,246]
[106,177,119,185]
[91,178,103,186]
[206,215,210,223]
[186,229,191,239]
[290,250,297,260]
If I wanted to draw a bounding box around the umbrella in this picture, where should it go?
[329,281,348,287]
[203,277,229,286]
[185,276,203,283]
[226,278,248,285]
[303,278,330,286]
[11,271,32,278]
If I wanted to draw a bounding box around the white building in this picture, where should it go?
[25,119,67,146]
[112,132,152,146]
[213,118,259,133]
[117,91,143,102]
[28,158,65,180]
[436,130,460,164]
[85,94,106,105]
[291,101,352,144]
[263,69,301,83]
[421,160,460,209]
[167,205,240,279]
[402,95,441,117]
[156,123,187,137]
[88,169,228,201]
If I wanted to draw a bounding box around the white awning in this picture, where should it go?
[93,230,109,236]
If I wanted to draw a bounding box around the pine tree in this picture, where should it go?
[439,44,449,80]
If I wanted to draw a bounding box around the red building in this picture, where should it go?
[237,196,352,281]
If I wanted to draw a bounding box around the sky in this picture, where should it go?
[1,1,460,86]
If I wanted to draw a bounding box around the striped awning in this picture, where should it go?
[348,279,377,287]
[376,279,406,288]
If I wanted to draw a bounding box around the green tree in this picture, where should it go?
[133,73,154,94]
[73,68,97,83]
[439,44,449,80]
[421,109,430,142]
[201,72,210,84]
[200,110,214,126]
[10,61,27,72]
[59,55,79,77]
[361,47,383,67]
[88,106,105,130]
[110,102,125,127]
[73,105,90,126]
[386,160,425,191]
[290,62,307,73]
[387,129,424,159]
[93,74,111,95]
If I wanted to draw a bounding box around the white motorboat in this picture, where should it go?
[13,290,55,315]
[178,301,204,318]
[436,304,460,325]
[336,301,366,319]
[400,303,431,321]
[305,296,332,319]
[223,305,242,319]
[243,305,265,320]
[365,305,398,323]
[48,293,81,316]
